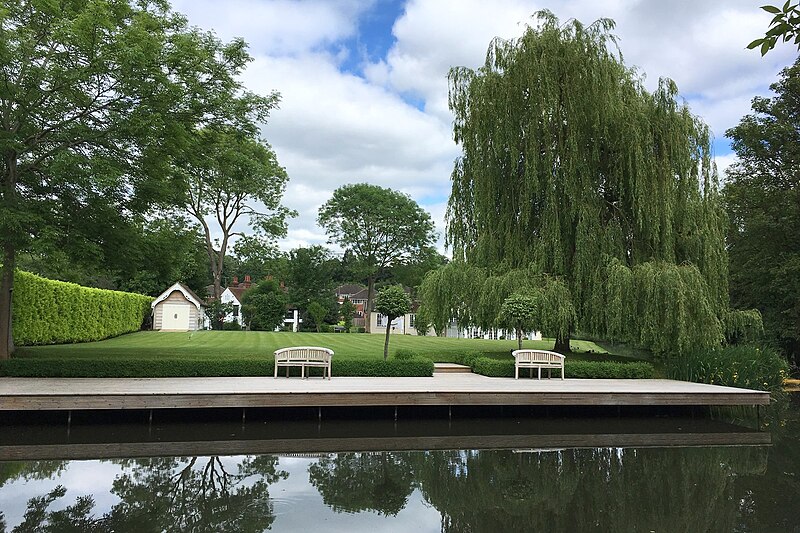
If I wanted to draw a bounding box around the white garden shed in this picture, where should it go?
[152,282,206,331]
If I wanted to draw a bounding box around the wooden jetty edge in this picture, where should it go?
[0,375,770,411]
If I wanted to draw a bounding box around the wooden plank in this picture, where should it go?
[0,376,771,410]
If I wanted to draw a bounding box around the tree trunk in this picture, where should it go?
[365,274,375,333]
[516,326,523,351]
[0,244,15,359]
[554,330,571,353]
[383,318,391,361]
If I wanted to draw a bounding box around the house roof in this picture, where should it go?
[335,284,366,297]
[152,282,206,309]
[227,286,248,304]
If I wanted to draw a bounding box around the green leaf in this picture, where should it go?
[747,38,765,49]
[761,4,782,14]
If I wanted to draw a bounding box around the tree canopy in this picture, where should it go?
[0,0,272,357]
[318,183,436,331]
[724,58,800,367]
[422,12,741,355]
[241,278,288,331]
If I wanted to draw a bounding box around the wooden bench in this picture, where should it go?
[512,349,565,380]
[274,347,334,380]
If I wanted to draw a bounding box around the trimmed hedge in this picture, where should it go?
[13,271,153,346]
[470,357,654,379]
[0,357,434,378]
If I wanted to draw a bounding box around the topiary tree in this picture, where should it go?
[500,292,540,350]
[374,285,411,361]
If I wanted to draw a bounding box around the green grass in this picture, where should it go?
[14,331,639,363]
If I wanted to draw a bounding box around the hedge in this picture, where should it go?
[13,271,153,345]
[0,357,434,378]
[666,345,788,392]
[470,357,655,379]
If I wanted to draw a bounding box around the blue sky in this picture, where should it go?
[171,0,796,253]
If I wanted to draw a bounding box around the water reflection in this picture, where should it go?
[0,403,798,532]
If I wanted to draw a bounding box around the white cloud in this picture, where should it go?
[170,0,794,256]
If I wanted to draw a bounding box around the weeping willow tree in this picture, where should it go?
[422,11,756,355]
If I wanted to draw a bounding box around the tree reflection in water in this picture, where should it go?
[3,456,287,533]
[308,452,415,516]
[412,447,767,533]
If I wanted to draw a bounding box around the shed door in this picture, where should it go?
[162,303,189,330]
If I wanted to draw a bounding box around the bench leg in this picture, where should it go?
[515,366,518,379]
[561,365,565,380]
[274,363,278,378]
[548,368,551,379]
[538,367,541,380]
[302,365,306,379]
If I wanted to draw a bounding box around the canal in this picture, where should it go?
[0,397,798,532]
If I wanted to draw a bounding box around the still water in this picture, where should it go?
[0,399,798,532]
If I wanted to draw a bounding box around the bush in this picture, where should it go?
[470,357,654,379]
[0,357,435,378]
[393,348,418,360]
[666,344,788,392]
[13,270,152,345]
[222,321,242,331]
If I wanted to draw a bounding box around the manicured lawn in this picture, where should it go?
[14,331,637,363]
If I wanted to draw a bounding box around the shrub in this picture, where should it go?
[393,348,418,360]
[221,321,242,331]
[470,357,654,379]
[666,344,788,392]
[13,271,152,345]
[0,357,435,378]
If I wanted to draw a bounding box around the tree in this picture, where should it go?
[205,300,234,331]
[748,2,800,55]
[433,12,739,356]
[285,246,337,309]
[182,130,292,300]
[318,184,436,332]
[340,297,357,331]
[724,58,800,368]
[0,0,263,358]
[241,279,288,331]
[307,300,328,333]
[374,285,411,360]
[500,293,539,350]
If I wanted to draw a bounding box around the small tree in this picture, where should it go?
[241,279,288,331]
[307,301,329,333]
[340,297,357,332]
[205,301,234,331]
[375,286,411,361]
[500,293,540,351]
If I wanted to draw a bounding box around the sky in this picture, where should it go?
[170,0,796,254]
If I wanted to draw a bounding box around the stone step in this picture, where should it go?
[434,363,472,374]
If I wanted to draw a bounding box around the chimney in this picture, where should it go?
[232,276,238,286]
[244,275,251,288]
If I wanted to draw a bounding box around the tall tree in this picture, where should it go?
[431,12,739,355]
[182,130,291,299]
[0,0,262,358]
[318,184,436,332]
[724,58,800,368]
[285,245,337,309]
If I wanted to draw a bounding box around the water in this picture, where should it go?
[1,399,798,532]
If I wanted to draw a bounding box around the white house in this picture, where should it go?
[220,275,301,331]
[152,282,206,331]
[369,311,429,336]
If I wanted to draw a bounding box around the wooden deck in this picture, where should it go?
[0,374,770,410]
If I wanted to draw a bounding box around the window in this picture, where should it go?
[409,314,416,327]
[233,305,239,317]
[377,314,385,327]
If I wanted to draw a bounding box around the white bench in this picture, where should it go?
[274,347,334,380]
[512,349,565,380]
